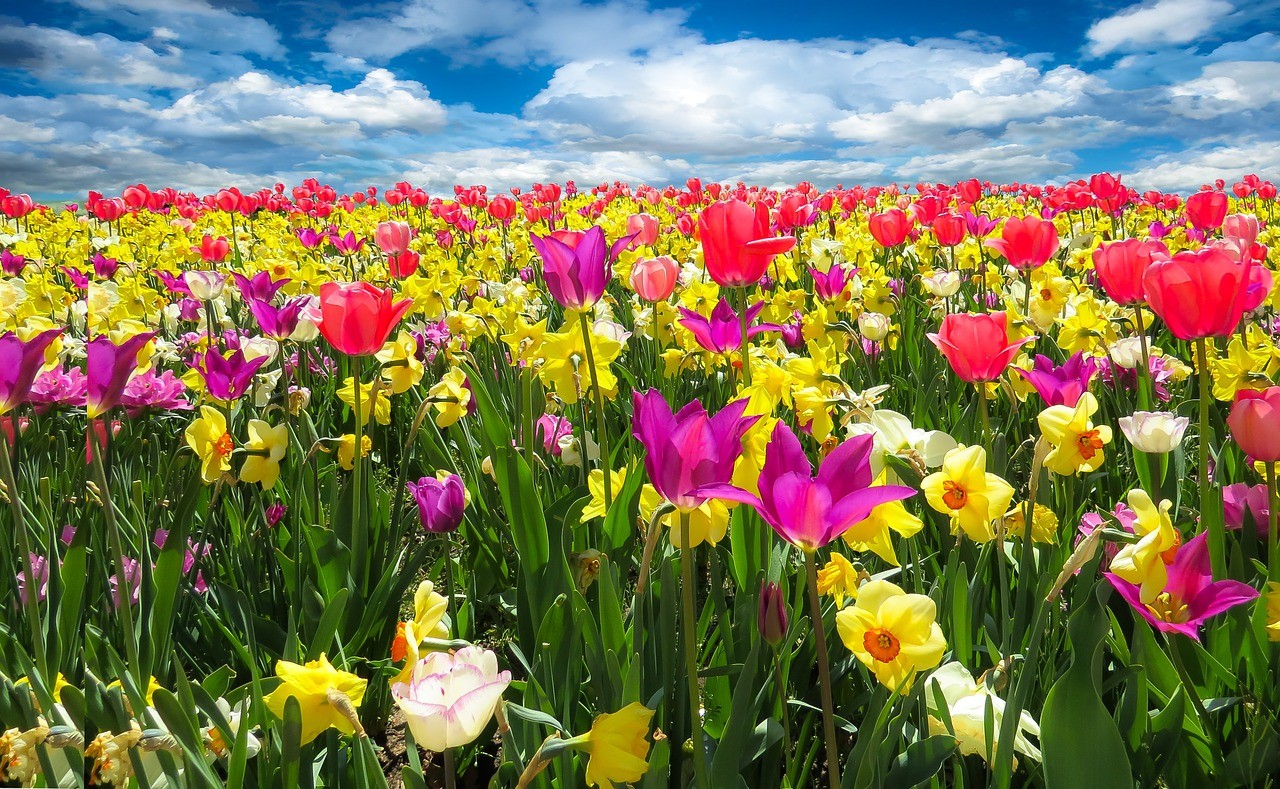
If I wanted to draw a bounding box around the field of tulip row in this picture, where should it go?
[0,173,1278,787]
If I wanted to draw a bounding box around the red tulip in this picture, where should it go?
[197,235,230,264]
[630,256,679,302]
[984,215,1058,270]
[1186,190,1228,231]
[487,194,516,223]
[1143,247,1257,339]
[927,312,1031,383]
[1092,238,1168,305]
[388,251,421,279]
[868,208,912,248]
[698,199,796,288]
[931,212,967,247]
[1227,387,1280,462]
[317,281,413,356]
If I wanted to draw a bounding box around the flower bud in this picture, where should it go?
[758,581,788,646]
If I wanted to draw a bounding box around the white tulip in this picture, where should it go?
[392,647,512,752]
[858,311,891,342]
[1118,411,1189,454]
[1110,336,1150,370]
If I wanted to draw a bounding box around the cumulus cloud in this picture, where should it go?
[1167,60,1280,118]
[0,22,197,89]
[1085,0,1235,57]
[1128,138,1280,191]
[66,0,286,58]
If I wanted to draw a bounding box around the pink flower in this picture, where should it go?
[375,221,412,255]
[984,215,1058,270]
[392,647,511,752]
[927,312,1031,384]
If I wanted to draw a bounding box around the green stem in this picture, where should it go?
[1197,338,1225,579]
[805,550,841,789]
[443,747,456,789]
[90,428,142,684]
[679,512,710,789]
[1134,305,1152,410]
[978,382,990,448]
[1167,635,1220,757]
[1267,463,1278,582]
[737,287,753,389]
[577,312,612,511]
[773,650,794,778]
[1,437,47,676]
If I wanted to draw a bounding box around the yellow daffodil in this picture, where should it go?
[337,377,391,426]
[582,468,628,521]
[1109,490,1179,604]
[569,702,655,788]
[239,419,288,489]
[1037,392,1112,476]
[1002,502,1059,543]
[428,367,471,427]
[390,580,451,685]
[817,553,865,607]
[537,326,622,405]
[1265,582,1280,643]
[336,433,372,470]
[639,484,729,548]
[185,406,234,484]
[264,654,367,745]
[836,580,946,693]
[921,446,1014,543]
[376,331,424,394]
[843,496,925,566]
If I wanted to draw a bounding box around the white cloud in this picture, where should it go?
[1128,138,1280,191]
[897,144,1076,184]
[0,23,198,88]
[326,0,697,65]
[1086,0,1235,56]
[66,0,285,58]
[402,147,692,193]
[1167,60,1280,117]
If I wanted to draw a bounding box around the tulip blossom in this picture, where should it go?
[925,662,1041,765]
[921,445,1015,543]
[196,234,230,264]
[1109,490,1179,604]
[932,212,967,247]
[265,654,367,745]
[984,215,1058,270]
[927,312,1032,384]
[1226,386,1280,462]
[407,473,467,533]
[1142,247,1256,340]
[631,390,758,513]
[627,213,659,246]
[232,271,289,303]
[630,256,679,301]
[1037,392,1113,476]
[698,199,796,287]
[197,347,267,402]
[391,647,511,752]
[248,297,308,341]
[1222,483,1270,534]
[317,281,413,356]
[531,225,633,311]
[811,263,853,301]
[1107,532,1258,640]
[835,579,946,692]
[1185,190,1228,231]
[0,329,63,415]
[677,298,780,355]
[1118,411,1189,454]
[868,208,912,248]
[565,702,655,788]
[1092,239,1168,305]
[375,220,412,254]
[1013,352,1098,407]
[697,423,914,551]
[86,332,155,419]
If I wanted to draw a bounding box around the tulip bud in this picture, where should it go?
[921,270,962,298]
[858,311,890,342]
[375,221,412,255]
[630,256,679,302]
[758,581,788,646]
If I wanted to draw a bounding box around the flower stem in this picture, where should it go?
[679,512,709,789]
[1,437,47,676]
[1196,338,1225,579]
[804,550,841,789]
[737,286,753,389]
[1134,305,1152,410]
[978,381,990,448]
[443,747,457,789]
[577,312,612,510]
[1267,462,1278,581]
[89,428,142,685]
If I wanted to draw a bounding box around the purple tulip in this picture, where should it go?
[758,581,788,646]
[1106,532,1258,640]
[811,264,852,301]
[0,329,64,414]
[249,296,308,340]
[407,474,467,533]
[1223,483,1271,535]
[156,270,192,295]
[329,230,365,255]
[631,390,759,512]
[265,501,287,528]
[196,347,267,402]
[233,271,290,302]
[1013,352,1099,407]
[963,211,999,238]
[677,298,780,355]
[530,226,635,311]
[698,423,914,552]
[296,227,325,249]
[1,249,27,276]
[86,332,155,419]
[92,253,119,279]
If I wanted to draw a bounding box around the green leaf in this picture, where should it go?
[884,734,957,789]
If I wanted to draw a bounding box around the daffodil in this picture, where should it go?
[185,406,234,484]
[1003,503,1059,543]
[639,484,729,548]
[537,325,622,405]
[568,702,656,788]
[376,330,424,394]
[1264,582,1280,643]
[1109,489,1179,604]
[427,367,471,427]
[817,553,865,607]
[921,445,1015,543]
[1037,392,1112,476]
[390,580,451,685]
[336,433,372,471]
[337,376,391,426]
[582,468,628,521]
[239,419,287,489]
[264,654,367,745]
[843,496,925,565]
[836,580,946,693]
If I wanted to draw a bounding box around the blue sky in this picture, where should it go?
[1,0,1277,200]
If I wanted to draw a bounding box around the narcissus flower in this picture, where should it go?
[836,579,946,692]
[391,647,511,753]
[264,654,367,745]
[391,580,451,685]
[185,406,234,484]
[921,446,1015,543]
[842,496,925,566]
[925,662,1041,765]
[428,368,472,427]
[567,702,656,787]
[337,377,391,426]
[376,331,425,394]
[336,433,372,470]
[239,419,287,489]
[1037,392,1113,476]
[1109,490,1179,604]
[817,552,865,607]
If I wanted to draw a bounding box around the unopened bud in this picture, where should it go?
[758,581,789,646]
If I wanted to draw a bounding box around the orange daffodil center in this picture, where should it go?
[1037,392,1113,476]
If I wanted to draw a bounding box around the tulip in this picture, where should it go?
[531,225,633,311]
[487,194,516,223]
[86,333,155,419]
[387,250,421,278]
[317,281,413,356]
[626,213,659,246]
[811,263,852,301]
[1118,411,1189,454]
[869,208,912,248]
[375,220,412,255]
[1106,532,1257,640]
[196,234,230,263]
[1092,238,1168,305]
[984,215,1058,270]
[406,473,467,533]
[697,199,796,288]
[0,330,63,415]
[196,348,267,402]
[1223,483,1270,534]
[1227,387,1280,462]
[677,298,779,355]
[1185,190,1228,231]
[921,270,962,298]
[1013,352,1098,407]
[185,270,227,301]
[630,256,679,301]
[1143,247,1255,340]
[232,271,289,302]
[927,312,1031,384]
[758,581,789,646]
[858,311,891,342]
[932,212,967,247]
[391,647,511,752]
[249,297,308,341]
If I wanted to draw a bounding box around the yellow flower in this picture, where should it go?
[836,580,946,693]
[537,326,622,405]
[185,406,234,484]
[571,702,655,788]
[1002,503,1058,543]
[1037,393,1112,476]
[264,654,367,745]
[817,553,865,607]
[793,387,835,442]
[376,331,425,394]
[582,468,628,521]
[1264,582,1280,643]
[337,376,391,426]
[1109,490,1179,604]
[1210,336,1272,401]
[337,433,373,470]
[239,419,288,489]
[843,497,924,566]
[428,367,472,427]
[639,485,729,548]
[1056,295,1116,356]
[106,675,163,707]
[921,446,1014,543]
[391,580,451,686]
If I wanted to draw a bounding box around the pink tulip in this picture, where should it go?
[1227,386,1280,462]
[375,221,412,255]
[927,312,1031,383]
[627,213,660,247]
[630,256,679,301]
[1143,247,1256,340]
[984,215,1058,270]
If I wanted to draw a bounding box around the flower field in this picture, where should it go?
[1,174,1279,788]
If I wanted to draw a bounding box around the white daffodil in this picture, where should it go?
[925,662,1041,766]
